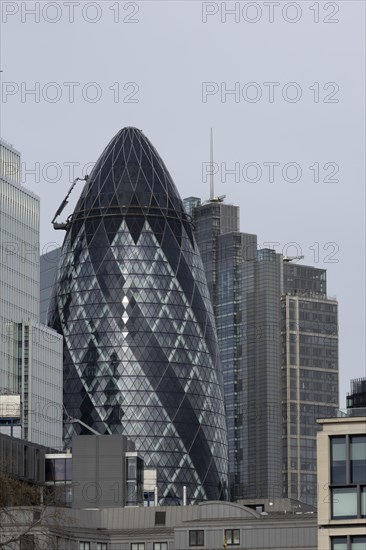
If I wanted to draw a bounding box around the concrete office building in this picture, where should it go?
[184,196,339,505]
[0,431,49,485]
[0,500,318,550]
[48,128,229,504]
[0,138,63,449]
[282,263,339,505]
[317,408,366,550]
[44,434,143,509]
[0,431,142,510]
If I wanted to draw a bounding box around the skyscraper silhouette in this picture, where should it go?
[49,128,229,504]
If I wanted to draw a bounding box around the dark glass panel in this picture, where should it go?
[350,436,366,483]
[331,437,346,484]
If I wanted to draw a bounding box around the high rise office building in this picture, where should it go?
[185,196,339,504]
[0,138,63,449]
[40,247,61,324]
[48,127,229,504]
[282,262,339,505]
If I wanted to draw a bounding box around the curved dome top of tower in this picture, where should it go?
[50,127,229,504]
[71,127,188,228]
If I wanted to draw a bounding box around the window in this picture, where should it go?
[79,543,90,550]
[189,530,204,546]
[350,436,366,483]
[224,529,240,545]
[97,545,107,550]
[155,511,166,526]
[331,437,346,483]
[127,456,137,479]
[153,544,168,550]
[362,486,366,516]
[330,435,366,519]
[131,545,145,550]
[332,536,366,549]
[20,536,35,550]
[332,487,357,518]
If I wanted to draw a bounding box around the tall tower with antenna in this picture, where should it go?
[210,128,215,201]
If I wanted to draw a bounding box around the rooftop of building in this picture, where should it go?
[317,412,366,424]
[1,501,317,531]
[348,377,366,395]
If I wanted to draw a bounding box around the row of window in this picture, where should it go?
[80,544,107,550]
[332,536,366,549]
[331,436,366,485]
[330,435,366,520]
[80,544,167,550]
[189,529,239,546]
[79,530,241,549]
[131,545,167,550]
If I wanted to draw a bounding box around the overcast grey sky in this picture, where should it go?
[1,0,365,405]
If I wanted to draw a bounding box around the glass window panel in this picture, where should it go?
[331,437,346,460]
[351,536,366,550]
[331,537,347,550]
[332,488,358,518]
[127,457,137,480]
[45,459,55,482]
[351,436,366,483]
[351,436,366,460]
[224,529,240,546]
[189,530,204,546]
[361,487,366,517]
[331,437,346,484]
[65,458,72,481]
[54,459,66,481]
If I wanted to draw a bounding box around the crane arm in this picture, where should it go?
[51,175,88,229]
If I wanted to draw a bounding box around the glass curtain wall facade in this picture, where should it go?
[187,197,339,504]
[189,198,283,500]
[0,138,63,449]
[49,128,229,504]
[282,263,339,505]
[40,247,61,324]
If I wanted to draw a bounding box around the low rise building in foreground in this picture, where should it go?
[317,410,366,550]
[1,500,317,550]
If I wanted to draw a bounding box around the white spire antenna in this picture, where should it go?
[210,127,214,200]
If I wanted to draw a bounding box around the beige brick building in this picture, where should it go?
[317,415,366,550]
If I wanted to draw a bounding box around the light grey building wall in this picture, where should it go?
[0,501,317,550]
[4,322,63,448]
[0,142,39,337]
[72,434,142,509]
[0,431,48,483]
[0,138,63,449]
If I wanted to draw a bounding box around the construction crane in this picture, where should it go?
[51,175,88,230]
[63,405,102,436]
[283,255,304,262]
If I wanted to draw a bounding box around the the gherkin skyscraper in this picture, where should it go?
[48,127,228,503]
